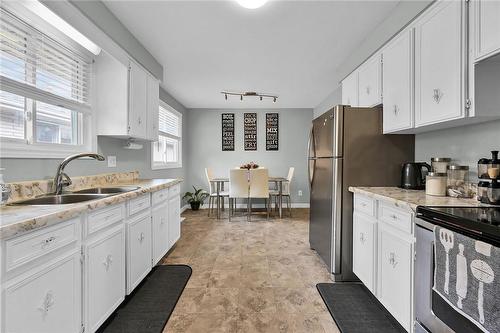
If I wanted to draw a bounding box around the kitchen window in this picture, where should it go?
[0,4,94,158]
[152,102,182,169]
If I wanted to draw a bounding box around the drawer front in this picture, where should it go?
[169,184,180,199]
[5,219,79,273]
[377,225,413,331]
[87,204,125,235]
[353,194,376,218]
[152,188,169,206]
[378,202,413,234]
[126,213,152,294]
[352,213,377,294]
[127,194,151,216]
[4,252,81,333]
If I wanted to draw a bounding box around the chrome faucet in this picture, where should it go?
[52,153,105,195]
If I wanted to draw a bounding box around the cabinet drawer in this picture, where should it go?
[352,213,377,294]
[378,202,413,234]
[4,252,81,333]
[353,194,376,218]
[152,189,169,206]
[169,184,180,199]
[87,204,125,235]
[127,194,151,216]
[5,219,79,273]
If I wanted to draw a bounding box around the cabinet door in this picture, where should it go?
[146,74,159,141]
[85,225,125,333]
[127,213,152,294]
[3,252,81,333]
[168,196,181,247]
[128,61,148,139]
[152,203,169,265]
[415,1,466,127]
[341,72,358,106]
[352,213,377,294]
[358,54,382,107]
[382,30,414,133]
[473,0,500,60]
[377,225,413,331]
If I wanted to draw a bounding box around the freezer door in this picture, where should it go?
[309,157,334,272]
[313,106,344,158]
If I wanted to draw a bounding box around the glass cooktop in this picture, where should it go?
[416,206,500,247]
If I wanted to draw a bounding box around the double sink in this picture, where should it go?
[11,186,140,206]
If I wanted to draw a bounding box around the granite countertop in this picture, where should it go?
[0,178,182,240]
[349,186,488,211]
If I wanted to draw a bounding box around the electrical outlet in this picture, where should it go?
[298,190,303,197]
[107,156,117,167]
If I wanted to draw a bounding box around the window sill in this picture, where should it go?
[151,162,182,170]
[1,141,94,159]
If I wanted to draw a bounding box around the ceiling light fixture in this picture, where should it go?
[20,0,102,55]
[221,91,278,103]
[236,0,268,9]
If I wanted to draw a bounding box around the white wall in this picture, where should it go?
[313,86,342,119]
[185,108,313,204]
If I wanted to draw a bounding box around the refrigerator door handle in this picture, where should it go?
[308,159,316,189]
[307,125,315,159]
[331,158,342,275]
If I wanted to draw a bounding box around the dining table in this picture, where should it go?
[209,176,288,219]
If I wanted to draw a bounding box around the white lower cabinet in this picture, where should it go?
[3,251,81,333]
[377,223,413,331]
[352,212,377,294]
[126,211,152,294]
[168,196,181,247]
[84,225,125,333]
[152,202,169,265]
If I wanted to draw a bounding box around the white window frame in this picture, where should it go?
[151,100,182,170]
[0,4,95,159]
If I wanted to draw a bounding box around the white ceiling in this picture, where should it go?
[104,0,400,109]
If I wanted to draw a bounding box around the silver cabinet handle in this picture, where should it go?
[393,105,398,115]
[433,89,443,103]
[40,236,56,248]
[359,232,366,244]
[138,232,145,242]
[389,252,398,268]
[360,202,367,207]
[390,214,398,220]
[102,254,113,271]
[138,117,142,125]
[38,290,55,317]
[366,86,371,95]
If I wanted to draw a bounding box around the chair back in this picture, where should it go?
[229,169,248,198]
[205,168,214,195]
[282,167,294,195]
[249,168,269,198]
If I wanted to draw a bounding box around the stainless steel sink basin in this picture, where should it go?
[72,186,140,194]
[10,194,112,205]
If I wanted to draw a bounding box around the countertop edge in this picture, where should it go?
[349,186,418,211]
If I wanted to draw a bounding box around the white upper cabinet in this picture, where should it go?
[382,30,414,133]
[341,71,358,106]
[472,0,500,61]
[414,0,467,127]
[95,51,160,141]
[358,53,382,107]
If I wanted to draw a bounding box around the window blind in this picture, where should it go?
[159,105,180,137]
[0,7,91,105]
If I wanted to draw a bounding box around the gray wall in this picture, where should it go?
[186,108,313,204]
[415,120,500,177]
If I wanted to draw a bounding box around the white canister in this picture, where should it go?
[426,172,447,196]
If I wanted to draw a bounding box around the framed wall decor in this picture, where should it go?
[221,113,235,151]
[244,113,257,151]
[266,113,279,151]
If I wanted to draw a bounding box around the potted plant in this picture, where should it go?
[182,186,209,211]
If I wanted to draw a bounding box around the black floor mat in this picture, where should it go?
[97,265,192,333]
[316,282,406,333]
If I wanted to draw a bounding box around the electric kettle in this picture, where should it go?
[400,162,431,190]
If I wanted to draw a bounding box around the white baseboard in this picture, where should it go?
[197,202,309,209]
[181,204,189,213]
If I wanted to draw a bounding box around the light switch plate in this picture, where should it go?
[107,156,117,167]
[298,190,303,197]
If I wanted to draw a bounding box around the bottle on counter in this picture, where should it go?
[487,180,500,205]
[488,150,499,180]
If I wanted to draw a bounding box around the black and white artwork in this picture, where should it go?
[244,113,257,151]
[266,113,279,151]
[221,113,235,151]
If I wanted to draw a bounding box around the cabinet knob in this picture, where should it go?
[138,232,145,242]
[138,117,142,125]
[41,236,56,248]
[393,105,398,115]
[388,252,398,268]
[103,254,113,271]
[432,89,443,104]
[366,86,370,95]
[38,290,55,317]
[359,232,366,244]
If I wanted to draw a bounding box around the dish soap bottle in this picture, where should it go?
[0,168,10,205]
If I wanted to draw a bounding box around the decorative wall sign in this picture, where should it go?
[266,113,279,151]
[221,113,235,151]
[244,113,257,151]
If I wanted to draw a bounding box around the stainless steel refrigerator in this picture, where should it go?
[308,105,414,282]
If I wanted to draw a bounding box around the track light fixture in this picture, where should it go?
[221,91,278,103]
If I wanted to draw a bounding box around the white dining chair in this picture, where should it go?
[249,168,270,220]
[270,167,294,217]
[229,168,249,221]
[205,167,228,217]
